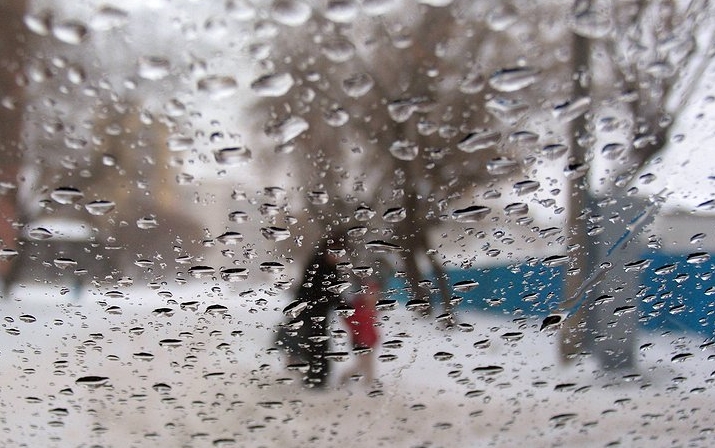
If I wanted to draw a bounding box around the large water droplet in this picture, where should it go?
[382,207,406,223]
[552,97,591,123]
[214,147,252,165]
[486,97,529,124]
[220,267,249,282]
[50,187,84,205]
[265,116,309,144]
[342,73,374,97]
[457,130,500,153]
[137,56,171,80]
[85,200,116,216]
[486,157,518,175]
[91,5,129,31]
[489,67,539,92]
[52,21,88,45]
[452,206,491,222]
[271,0,312,26]
[198,75,238,99]
[321,38,356,62]
[389,140,419,161]
[250,73,294,97]
[513,179,540,195]
[261,227,291,241]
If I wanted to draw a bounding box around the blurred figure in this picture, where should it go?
[0,0,28,295]
[340,278,381,386]
[276,234,347,389]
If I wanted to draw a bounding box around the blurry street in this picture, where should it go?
[1,284,713,448]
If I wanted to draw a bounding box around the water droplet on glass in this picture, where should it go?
[137,56,171,80]
[472,365,504,375]
[686,252,710,265]
[136,217,158,230]
[486,4,519,31]
[220,267,249,282]
[27,227,53,240]
[486,157,518,175]
[321,38,356,62]
[382,207,406,223]
[572,9,612,38]
[216,232,243,245]
[323,108,349,127]
[542,254,570,267]
[452,205,491,222]
[459,71,485,94]
[504,202,529,217]
[271,0,312,26]
[24,11,52,36]
[85,200,116,216]
[489,67,539,92]
[188,265,215,278]
[453,280,479,292]
[214,147,251,165]
[365,240,402,253]
[388,140,419,161]
[342,73,374,97]
[167,135,194,152]
[433,351,453,361]
[552,96,591,123]
[354,206,376,221]
[601,142,626,160]
[228,211,249,223]
[53,258,77,269]
[75,376,109,388]
[624,259,651,272]
[91,5,129,31]
[52,21,88,45]
[513,180,540,195]
[198,75,238,99]
[265,116,309,144]
[260,227,291,241]
[250,72,294,97]
[541,144,568,160]
[486,97,529,124]
[307,190,329,205]
[457,130,500,153]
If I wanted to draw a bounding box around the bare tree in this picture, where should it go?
[249,0,571,318]
[559,0,714,368]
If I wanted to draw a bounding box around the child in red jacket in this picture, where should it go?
[340,279,381,385]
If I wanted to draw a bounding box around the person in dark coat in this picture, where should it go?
[277,235,346,389]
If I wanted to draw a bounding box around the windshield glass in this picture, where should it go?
[1,1,715,446]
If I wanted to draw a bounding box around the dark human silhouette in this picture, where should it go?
[276,235,347,389]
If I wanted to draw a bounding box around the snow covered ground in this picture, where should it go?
[0,283,713,448]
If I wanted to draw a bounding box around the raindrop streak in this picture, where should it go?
[250,73,294,97]
[365,240,403,252]
[542,189,668,330]
[457,130,500,153]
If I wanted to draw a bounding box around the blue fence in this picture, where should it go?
[385,252,715,336]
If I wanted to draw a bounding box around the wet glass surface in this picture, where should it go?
[1,1,715,446]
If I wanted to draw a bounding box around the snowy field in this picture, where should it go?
[0,283,714,448]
